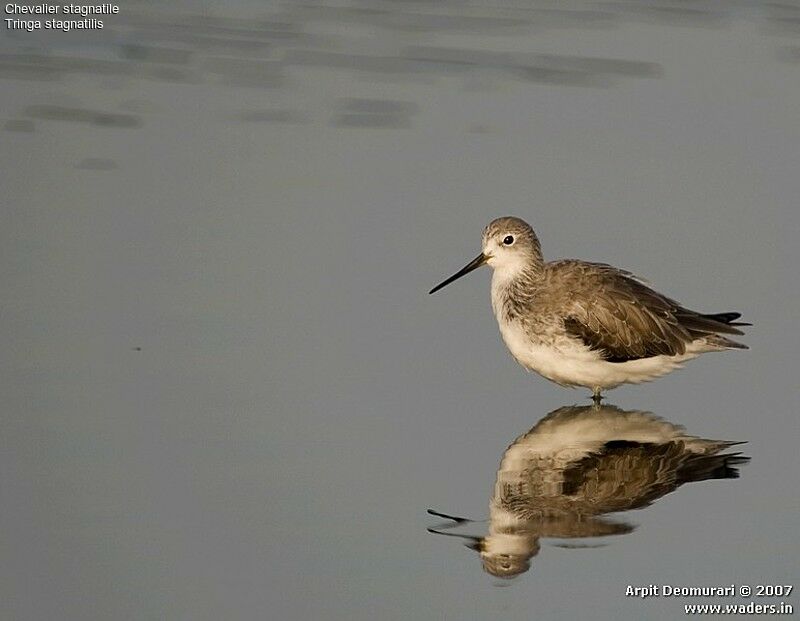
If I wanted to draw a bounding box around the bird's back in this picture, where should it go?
[538,259,747,361]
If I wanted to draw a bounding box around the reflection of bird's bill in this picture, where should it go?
[426,508,473,524]
[426,527,481,550]
[426,509,484,551]
[429,252,488,294]
[428,509,485,552]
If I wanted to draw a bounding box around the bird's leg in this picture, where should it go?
[591,387,604,406]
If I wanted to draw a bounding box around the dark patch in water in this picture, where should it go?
[120,45,193,65]
[339,98,419,115]
[4,119,35,132]
[237,110,309,124]
[76,158,119,171]
[25,105,142,128]
[331,98,418,129]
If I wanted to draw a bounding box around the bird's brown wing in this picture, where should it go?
[554,261,745,362]
[560,441,686,512]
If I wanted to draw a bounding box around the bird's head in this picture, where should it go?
[429,216,542,294]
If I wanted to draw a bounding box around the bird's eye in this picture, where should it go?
[503,235,514,246]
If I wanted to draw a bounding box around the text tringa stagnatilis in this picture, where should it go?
[429,217,749,401]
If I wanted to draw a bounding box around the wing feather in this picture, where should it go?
[552,261,745,362]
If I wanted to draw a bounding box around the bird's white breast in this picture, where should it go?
[494,315,702,390]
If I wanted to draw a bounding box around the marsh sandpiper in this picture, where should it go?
[428,403,747,578]
[429,217,749,401]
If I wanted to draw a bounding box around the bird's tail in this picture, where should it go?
[677,309,750,350]
[705,334,749,350]
[702,311,751,327]
[699,311,750,350]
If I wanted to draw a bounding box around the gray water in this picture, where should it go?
[2,1,799,619]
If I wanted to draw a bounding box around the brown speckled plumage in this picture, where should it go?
[512,259,748,362]
[428,404,748,579]
[431,216,749,395]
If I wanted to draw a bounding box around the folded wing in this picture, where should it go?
[555,261,747,362]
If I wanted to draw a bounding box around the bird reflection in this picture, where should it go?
[428,404,748,579]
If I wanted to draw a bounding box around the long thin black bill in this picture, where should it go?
[429,253,488,294]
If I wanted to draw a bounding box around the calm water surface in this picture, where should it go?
[2,1,799,619]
